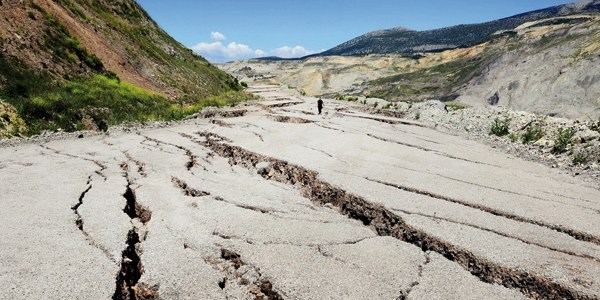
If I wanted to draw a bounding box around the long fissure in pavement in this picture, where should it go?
[72,177,92,231]
[202,247,285,299]
[192,131,594,300]
[144,135,198,171]
[113,165,158,300]
[365,177,600,246]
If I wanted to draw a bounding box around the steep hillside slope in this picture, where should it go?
[455,17,600,119]
[369,15,600,119]
[0,0,244,137]
[318,0,600,56]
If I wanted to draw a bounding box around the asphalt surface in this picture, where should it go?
[0,85,598,299]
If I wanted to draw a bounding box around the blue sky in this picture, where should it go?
[136,0,575,62]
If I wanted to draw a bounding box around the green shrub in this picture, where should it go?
[552,127,577,154]
[383,103,392,109]
[508,133,519,142]
[335,94,358,102]
[573,150,591,165]
[490,117,510,136]
[521,124,544,144]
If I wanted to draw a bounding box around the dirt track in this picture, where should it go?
[1,85,599,299]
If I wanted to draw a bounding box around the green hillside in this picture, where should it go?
[0,0,249,137]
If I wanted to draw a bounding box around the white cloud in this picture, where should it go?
[191,41,256,62]
[191,33,321,62]
[271,45,318,58]
[210,31,226,41]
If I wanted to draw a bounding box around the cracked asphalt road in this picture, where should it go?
[1,85,599,299]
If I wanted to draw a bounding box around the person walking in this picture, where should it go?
[317,98,324,115]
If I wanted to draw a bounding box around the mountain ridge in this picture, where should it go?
[315,0,600,57]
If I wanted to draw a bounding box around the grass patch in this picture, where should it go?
[1,53,254,136]
[5,75,254,135]
[489,117,510,137]
[445,102,467,110]
[370,84,438,100]
[8,74,173,134]
[173,90,256,118]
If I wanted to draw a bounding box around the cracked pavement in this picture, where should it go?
[0,85,599,299]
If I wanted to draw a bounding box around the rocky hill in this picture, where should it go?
[368,14,600,119]
[0,0,245,138]
[225,12,600,119]
[318,0,600,56]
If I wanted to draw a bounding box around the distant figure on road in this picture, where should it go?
[317,98,324,114]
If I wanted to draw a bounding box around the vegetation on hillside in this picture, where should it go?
[38,5,105,73]
[0,0,250,137]
[57,0,242,100]
[0,53,253,136]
